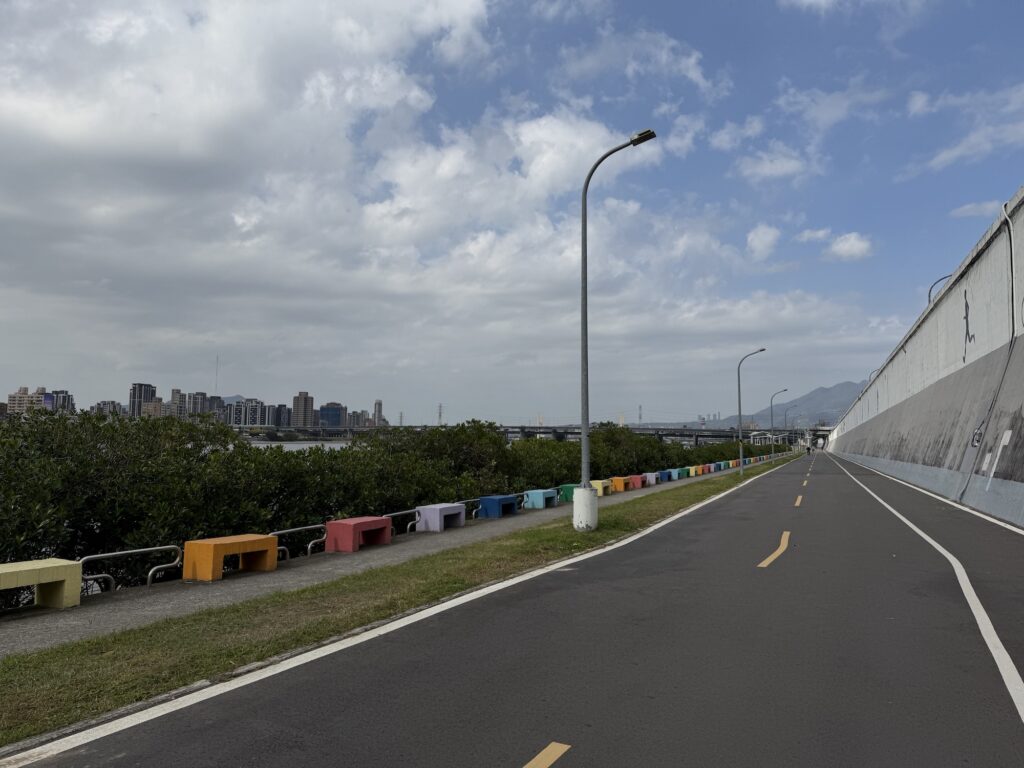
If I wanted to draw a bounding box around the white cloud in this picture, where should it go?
[825,232,873,261]
[530,0,611,20]
[778,0,839,11]
[558,28,731,100]
[950,201,1002,219]
[776,77,887,149]
[795,227,832,242]
[709,116,764,151]
[746,224,781,261]
[735,141,809,182]
[906,90,932,116]
[665,114,705,157]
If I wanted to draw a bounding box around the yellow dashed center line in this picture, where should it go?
[757,531,791,568]
[802,480,808,487]
[524,742,572,767]
[794,495,802,507]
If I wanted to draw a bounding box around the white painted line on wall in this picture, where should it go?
[830,455,1024,725]
[0,461,796,767]
[986,430,1013,491]
[841,455,1024,540]
[981,452,993,472]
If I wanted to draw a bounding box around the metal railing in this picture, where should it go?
[269,524,328,561]
[79,545,182,592]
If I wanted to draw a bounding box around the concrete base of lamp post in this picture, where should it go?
[573,487,599,531]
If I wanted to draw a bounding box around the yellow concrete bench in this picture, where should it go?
[590,479,612,496]
[0,558,82,609]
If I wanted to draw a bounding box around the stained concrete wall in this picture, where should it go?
[829,184,1024,526]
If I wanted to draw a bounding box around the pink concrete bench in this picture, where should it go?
[628,475,643,490]
[325,517,392,553]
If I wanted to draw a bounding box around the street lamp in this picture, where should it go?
[736,347,766,477]
[928,273,952,304]
[769,388,787,461]
[784,405,797,446]
[575,128,657,532]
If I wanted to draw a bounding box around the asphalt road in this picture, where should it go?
[11,454,1024,767]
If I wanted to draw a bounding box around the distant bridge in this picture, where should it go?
[242,423,821,446]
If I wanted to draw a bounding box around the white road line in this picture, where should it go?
[0,462,795,767]
[830,455,1024,725]
[838,455,1024,540]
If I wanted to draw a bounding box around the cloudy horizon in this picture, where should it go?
[2,0,1022,424]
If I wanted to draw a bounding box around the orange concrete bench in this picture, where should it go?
[611,476,629,493]
[325,517,392,553]
[183,534,278,582]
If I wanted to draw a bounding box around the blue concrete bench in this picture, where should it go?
[668,469,680,481]
[658,470,672,483]
[478,494,518,518]
[523,489,558,509]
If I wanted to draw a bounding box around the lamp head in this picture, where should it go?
[630,129,657,146]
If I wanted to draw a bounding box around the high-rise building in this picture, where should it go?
[274,404,291,428]
[129,383,157,418]
[169,389,188,419]
[373,399,383,426]
[187,391,208,416]
[292,391,315,428]
[141,397,164,418]
[0,402,7,419]
[5,387,57,414]
[207,395,225,420]
[91,401,124,417]
[50,390,76,413]
[319,402,344,428]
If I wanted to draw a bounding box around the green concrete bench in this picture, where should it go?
[0,558,82,609]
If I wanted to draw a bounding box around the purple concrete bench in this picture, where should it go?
[416,503,466,532]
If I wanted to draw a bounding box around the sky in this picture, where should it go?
[2,0,1024,425]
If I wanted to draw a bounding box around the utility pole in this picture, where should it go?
[437,403,443,426]
[399,411,403,427]
[639,404,642,424]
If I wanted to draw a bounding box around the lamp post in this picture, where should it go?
[736,348,766,477]
[784,405,797,447]
[769,388,787,461]
[575,128,657,532]
[928,273,953,304]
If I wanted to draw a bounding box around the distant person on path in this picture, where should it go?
[806,446,811,456]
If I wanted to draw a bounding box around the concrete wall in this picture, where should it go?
[829,185,1024,526]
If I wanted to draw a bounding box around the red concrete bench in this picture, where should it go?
[325,517,392,553]
[627,475,643,490]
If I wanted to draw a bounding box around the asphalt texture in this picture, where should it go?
[12,453,1024,767]
[0,461,764,659]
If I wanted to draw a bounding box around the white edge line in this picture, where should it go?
[0,458,796,767]
[838,455,1024,539]
[829,455,1024,724]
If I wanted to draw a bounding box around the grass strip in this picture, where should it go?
[0,456,795,747]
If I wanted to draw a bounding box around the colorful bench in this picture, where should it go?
[668,469,680,481]
[658,470,671,483]
[523,489,558,509]
[326,517,392,552]
[628,475,644,490]
[558,483,577,503]
[478,494,518,518]
[416,503,466,532]
[590,479,612,497]
[611,477,629,493]
[644,472,659,485]
[183,534,277,582]
[0,558,82,609]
